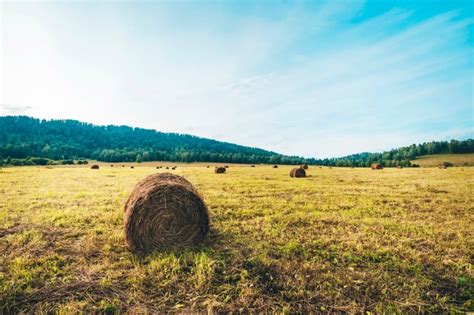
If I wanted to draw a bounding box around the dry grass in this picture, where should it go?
[0,165,473,313]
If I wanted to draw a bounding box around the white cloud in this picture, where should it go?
[1,1,472,158]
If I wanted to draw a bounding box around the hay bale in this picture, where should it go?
[440,162,453,168]
[290,167,306,178]
[110,164,114,167]
[124,173,209,253]
[250,165,255,167]
[225,165,229,168]
[215,167,226,174]
[273,165,278,168]
[371,163,383,170]
[131,166,134,169]
[166,167,169,169]
[206,165,210,168]
[172,166,176,170]
[91,165,99,170]
[301,163,308,169]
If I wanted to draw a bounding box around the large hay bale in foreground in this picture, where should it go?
[91,165,99,169]
[124,173,209,253]
[215,167,226,174]
[290,167,306,178]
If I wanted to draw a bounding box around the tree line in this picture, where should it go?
[0,116,472,167]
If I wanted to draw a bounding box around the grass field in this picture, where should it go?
[0,164,473,313]
[411,153,474,167]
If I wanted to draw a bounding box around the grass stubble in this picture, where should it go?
[0,164,472,313]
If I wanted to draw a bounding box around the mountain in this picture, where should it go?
[0,116,472,167]
[0,116,309,165]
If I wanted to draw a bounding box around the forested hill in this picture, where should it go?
[0,116,472,167]
[0,116,307,164]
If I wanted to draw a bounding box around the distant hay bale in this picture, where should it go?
[91,165,100,170]
[131,166,134,169]
[206,166,210,168]
[172,166,177,170]
[156,166,160,169]
[440,161,453,168]
[166,167,169,169]
[122,165,125,167]
[290,167,306,178]
[225,165,229,168]
[110,164,114,167]
[124,173,209,253]
[371,163,383,170]
[215,167,226,174]
[250,165,255,167]
[273,165,278,168]
[301,163,308,169]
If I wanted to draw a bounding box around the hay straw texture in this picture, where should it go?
[124,173,209,253]
[290,167,306,178]
[215,167,226,174]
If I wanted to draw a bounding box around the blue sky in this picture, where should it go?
[1,0,472,158]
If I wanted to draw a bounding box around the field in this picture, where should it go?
[0,164,473,313]
[411,153,474,167]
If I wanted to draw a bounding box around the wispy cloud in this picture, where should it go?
[1,104,32,115]
[1,1,472,157]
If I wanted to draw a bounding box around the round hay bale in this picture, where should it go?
[250,165,255,167]
[371,163,383,170]
[172,166,177,170]
[215,167,226,174]
[290,167,306,178]
[124,173,209,253]
[131,166,134,169]
[110,164,114,167]
[166,166,169,169]
[273,165,278,168]
[206,165,210,168]
[225,165,229,168]
[440,161,453,168]
[91,164,99,170]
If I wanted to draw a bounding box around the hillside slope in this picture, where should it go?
[0,116,306,164]
[411,153,474,167]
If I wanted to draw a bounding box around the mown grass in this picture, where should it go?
[0,164,473,313]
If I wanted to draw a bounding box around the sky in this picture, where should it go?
[0,0,473,158]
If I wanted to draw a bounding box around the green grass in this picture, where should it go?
[0,164,473,312]
[411,153,474,167]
